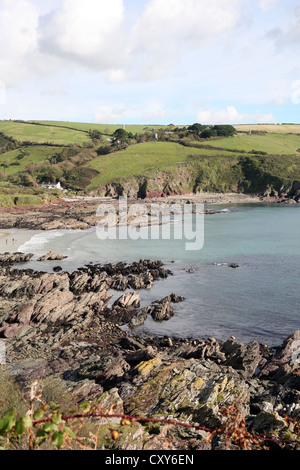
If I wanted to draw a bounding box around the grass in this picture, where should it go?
[0,146,63,175]
[86,141,240,189]
[28,121,169,136]
[0,120,300,199]
[200,133,300,155]
[0,121,91,145]
[235,124,300,134]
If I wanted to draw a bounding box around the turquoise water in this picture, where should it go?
[19,203,300,346]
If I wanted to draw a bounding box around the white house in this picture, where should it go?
[41,181,63,191]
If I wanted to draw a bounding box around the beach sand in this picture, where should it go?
[0,229,42,253]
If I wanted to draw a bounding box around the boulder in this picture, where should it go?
[113,291,140,309]
[37,252,68,261]
[0,252,34,265]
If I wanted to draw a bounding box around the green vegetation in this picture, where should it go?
[28,120,169,136]
[201,133,300,155]
[0,119,299,205]
[0,146,64,176]
[235,124,300,134]
[87,142,237,189]
[0,121,91,145]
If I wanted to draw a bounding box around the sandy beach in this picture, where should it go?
[0,229,41,253]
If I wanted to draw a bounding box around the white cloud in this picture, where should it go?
[141,102,167,122]
[197,106,275,124]
[107,69,127,84]
[128,0,241,79]
[93,100,168,123]
[268,5,300,49]
[94,105,127,123]
[39,0,125,69]
[0,0,39,86]
[258,0,278,12]
[292,80,300,105]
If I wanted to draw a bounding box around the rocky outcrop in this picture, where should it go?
[0,256,300,450]
[37,252,68,261]
[0,252,34,265]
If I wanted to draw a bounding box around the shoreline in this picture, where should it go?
[0,255,299,450]
[0,229,43,254]
[0,192,294,234]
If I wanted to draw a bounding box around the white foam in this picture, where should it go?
[18,230,70,254]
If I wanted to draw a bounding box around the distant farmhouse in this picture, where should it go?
[40,181,63,191]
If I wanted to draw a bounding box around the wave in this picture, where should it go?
[18,230,74,254]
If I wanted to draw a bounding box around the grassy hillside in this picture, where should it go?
[0,146,64,176]
[86,142,241,189]
[0,121,91,145]
[201,133,300,155]
[0,120,300,205]
[235,124,300,134]
[28,121,168,136]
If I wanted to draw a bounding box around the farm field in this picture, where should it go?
[0,146,63,175]
[86,141,240,188]
[0,121,91,145]
[201,133,300,155]
[235,124,300,134]
[28,120,167,135]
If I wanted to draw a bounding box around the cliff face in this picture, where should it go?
[100,158,300,201]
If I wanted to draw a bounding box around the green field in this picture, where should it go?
[0,121,91,145]
[86,141,241,189]
[28,121,168,136]
[235,124,300,134]
[0,119,300,204]
[0,146,63,175]
[201,133,300,155]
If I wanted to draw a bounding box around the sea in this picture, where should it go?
[18,203,300,347]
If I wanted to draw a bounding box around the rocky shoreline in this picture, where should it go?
[0,192,296,232]
[0,252,299,450]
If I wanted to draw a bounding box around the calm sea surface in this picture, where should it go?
[19,203,300,346]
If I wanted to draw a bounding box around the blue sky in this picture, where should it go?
[0,0,299,125]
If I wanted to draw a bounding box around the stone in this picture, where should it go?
[37,252,68,261]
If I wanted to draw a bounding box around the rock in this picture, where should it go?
[96,357,131,390]
[128,272,154,290]
[0,252,34,265]
[221,338,262,379]
[180,338,226,364]
[109,275,129,291]
[128,306,151,329]
[53,266,62,272]
[125,346,157,366]
[37,252,68,261]
[113,291,140,309]
[151,300,174,322]
[249,411,288,434]
[119,336,147,351]
[10,302,35,325]
[96,388,124,424]
[1,256,300,449]
[259,330,300,380]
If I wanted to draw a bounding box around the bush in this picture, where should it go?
[0,368,27,417]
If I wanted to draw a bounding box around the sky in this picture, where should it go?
[0,0,299,125]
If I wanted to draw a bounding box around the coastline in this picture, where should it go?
[0,192,289,233]
[0,254,299,450]
[0,229,42,254]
